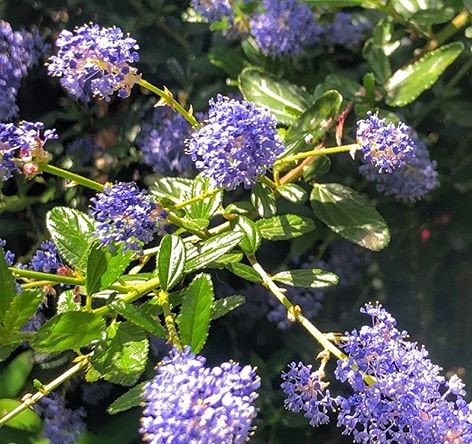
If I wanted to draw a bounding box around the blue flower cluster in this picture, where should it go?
[250,0,323,57]
[30,241,62,273]
[0,20,45,121]
[48,23,140,102]
[141,347,260,444]
[191,0,234,22]
[359,136,439,202]
[66,136,99,165]
[136,107,194,176]
[187,95,283,190]
[89,182,161,252]
[281,303,472,443]
[325,13,371,50]
[356,112,417,173]
[0,121,57,182]
[0,238,15,266]
[36,393,86,444]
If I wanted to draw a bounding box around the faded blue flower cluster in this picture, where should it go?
[281,303,472,443]
[89,182,161,252]
[359,137,439,202]
[325,13,371,50]
[356,112,417,173]
[136,107,193,176]
[36,393,86,444]
[327,241,371,287]
[191,0,233,22]
[187,95,283,190]
[48,23,140,102]
[0,20,45,121]
[141,347,260,444]
[0,121,57,181]
[250,0,323,56]
[66,136,99,165]
[30,241,62,273]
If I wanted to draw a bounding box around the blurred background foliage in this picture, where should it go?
[0,0,471,442]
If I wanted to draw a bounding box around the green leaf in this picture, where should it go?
[385,42,464,106]
[150,177,192,204]
[0,248,17,322]
[184,231,244,274]
[57,290,81,313]
[211,295,246,320]
[226,262,263,283]
[0,399,42,431]
[256,215,316,240]
[272,269,339,288]
[92,322,149,386]
[251,182,276,218]
[156,235,186,291]
[235,216,262,255]
[111,301,166,338]
[277,184,308,204]
[410,8,455,28]
[238,68,311,125]
[0,351,33,398]
[224,200,255,216]
[185,176,223,220]
[305,0,377,6]
[310,183,390,251]
[32,312,106,352]
[179,274,214,353]
[46,207,95,270]
[107,381,147,414]
[208,252,244,267]
[302,155,331,182]
[2,289,43,331]
[284,90,342,156]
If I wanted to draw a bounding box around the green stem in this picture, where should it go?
[260,175,277,189]
[276,144,359,166]
[0,357,89,428]
[166,212,207,239]
[21,280,57,289]
[138,79,199,127]
[171,188,223,210]
[10,268,84,286]
[158,290,183,350]
[38,163,105,192]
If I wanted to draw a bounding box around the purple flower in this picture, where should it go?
[30,241,62,273]
[36,393,86,444]
[136,107,194,176]
[356,112,417,173]
[192,0,233,22]
[48,23,140,102]
[187,95,284,190]
[359,137,439,202]
[141,347,260,444]
[66,136,99,164]
[325,13,371,50]
[89,182,162,252]
[0,238,15,266]
[250,0,323,57]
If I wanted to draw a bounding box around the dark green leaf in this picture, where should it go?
[0,351,33,398]
[2,289,43,331]
[46,207,95,270]
[157,235,186,291]
[226,262,263,283]
[277,184,308,204]
[310,183,390,251]
[224,200,255,216]
[0,248,17,322]
[256,215,316,240]
[179,274,214,353]
[410,8,455,28]
[235,216,262,255]
[272,269,339,288]
[385,42,464,106]
[0,399,42,431]
[211,295,246,320]
[251,182,276,218]
[32,312,105,352]
[302,155,331,182]
[238,68,311,125]
[92,322,149,386]
[107,381,147,414]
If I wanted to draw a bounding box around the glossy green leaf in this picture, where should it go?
[32,312,105,352]
[310,183,390,251]
[107,381,147,414]
[385,42,464,106]
[238,68,311,125]
[92,322,149,386]
[410,8,455,28]
[46,207,95,271]
[224,200,255,216]
[0,248,17,322]
[256,215,316,240]
[235,216,262,255]
[0,351,33,398]
[150,177,192,204]
[0,399,42,431]
[211,295,246,320]
[272,269,339,288]
[185,176,223,220]
[208,252,244,267]
[225,262,263,283]
[2,289,43,331]
[157,235,186,291]
[277,184,308,204]
[179,273,214,353]
[251,182,276,218]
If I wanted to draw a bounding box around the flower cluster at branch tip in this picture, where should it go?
[35,393,86,444]
[89,182,163,252]
[141,347,260,444]
[30,240,62,273]
[136,107,194,176]
[281,303,472,443]
[186,95,284,190]
[359,136,439,202]
[0,238,15,266]
[0,121,58,181]
[250,0,323,56]
[356,112,417,173]
[48,23,140,102]
[0,20,46,121]
[325,13,371,50]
